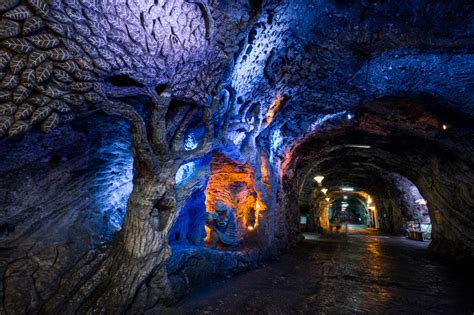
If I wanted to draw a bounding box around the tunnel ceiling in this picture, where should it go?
[0,0,472,145]
[288,97,474,206]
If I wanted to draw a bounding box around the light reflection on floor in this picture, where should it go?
[170,230,472,314]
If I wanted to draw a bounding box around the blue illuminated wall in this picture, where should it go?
[90,129,133,241]
[75,116,134,243]
[170,153,212,245]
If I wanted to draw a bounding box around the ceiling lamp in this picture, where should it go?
[344,144,371,149]
[321,188,328,194]
[314,175,324,186]
[343,196,348,200]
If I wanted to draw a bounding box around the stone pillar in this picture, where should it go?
[319,200,330,230]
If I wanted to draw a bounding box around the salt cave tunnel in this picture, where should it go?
[0,0,473,313]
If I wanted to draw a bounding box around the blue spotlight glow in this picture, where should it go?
[184,133,198,151]
[175,161,196,185]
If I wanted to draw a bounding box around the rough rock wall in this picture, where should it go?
[376,173,430,234]
[0,0,473,311]
[0,115,132,313]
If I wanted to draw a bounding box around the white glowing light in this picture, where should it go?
[270,128,283,161]
[314,175,325,184]
[347,113,353,120]
[344,196,348,200]
[248,226,254,231]
[442,124,448,130]
[184,133,198,151]
[321,188,328,195]
[310,111,346,131]
[175,161,196,185]
[231,131,246,146]
[341,187,354,191]
[325,197,330,202]
[416,198,427,205]
[344,144,371,149]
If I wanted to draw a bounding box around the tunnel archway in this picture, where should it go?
[328,193,371,226]
[279,96,474,259]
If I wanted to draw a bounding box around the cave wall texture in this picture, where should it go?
[0,0,473,313]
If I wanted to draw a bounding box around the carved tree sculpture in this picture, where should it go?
[0,0,248,312]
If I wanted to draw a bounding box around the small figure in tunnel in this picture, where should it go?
[206,201,239,249]
[334,216,341,232]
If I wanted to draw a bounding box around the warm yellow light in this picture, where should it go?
[314,175,324,184]
[266,94,283,125]
[325,197,330,202]
[321,188,328,194]
[367,195,372,204]
[248,226,254,231]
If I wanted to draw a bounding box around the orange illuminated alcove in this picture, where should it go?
[203,153,266,245]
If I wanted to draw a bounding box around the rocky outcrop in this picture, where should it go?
[0,115,132,313]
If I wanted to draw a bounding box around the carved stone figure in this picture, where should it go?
[206,201,239,249]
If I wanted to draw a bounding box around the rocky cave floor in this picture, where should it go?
[165,231,474,314]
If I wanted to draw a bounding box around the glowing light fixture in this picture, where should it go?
[314,175,325,186]
[367,195,372,205]
[341,187,354,191]
[442,124,448,131]
[416,198,427,205]
[248,226,254,231]
[175,161,196,185]
[344,144,371,149]
[344,196,348,200]
[347,113,353,120]
[184,133,198,151]
[321,188,328,195]
[266,94,283,125]
[325,197,330,202]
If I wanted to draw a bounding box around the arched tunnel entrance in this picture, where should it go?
[327,192,373,228]
[305,178,431,236]
[281,97,474,258]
